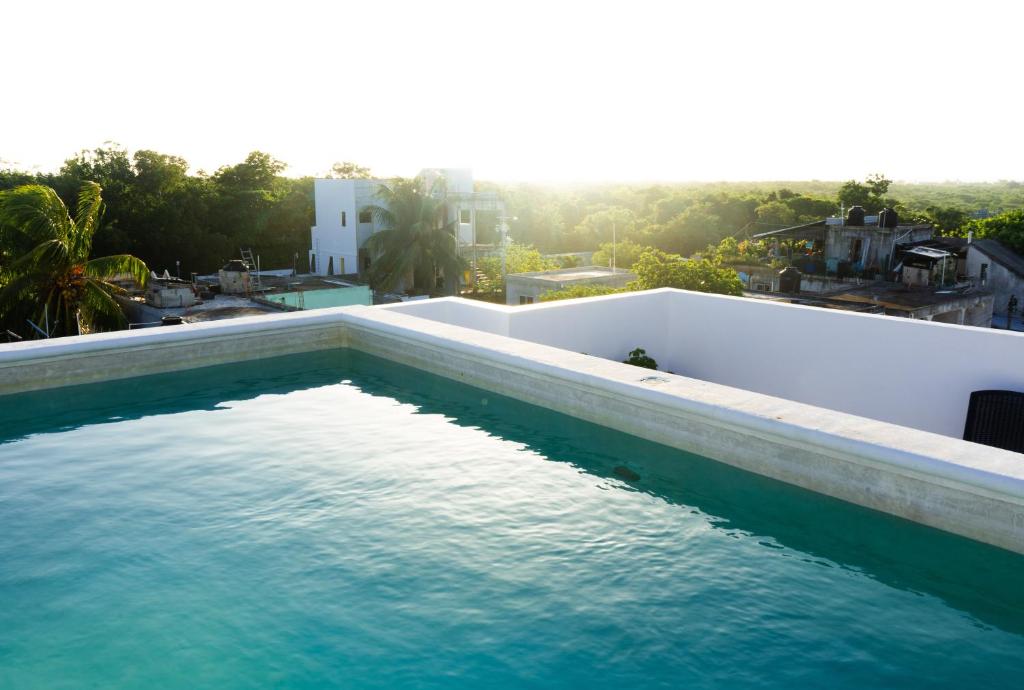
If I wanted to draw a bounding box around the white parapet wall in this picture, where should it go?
[382,289,1024,439]
[1,293,1023,554]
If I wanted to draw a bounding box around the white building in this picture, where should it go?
[308,169,504,284]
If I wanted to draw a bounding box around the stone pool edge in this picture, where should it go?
[1,305,1022,555]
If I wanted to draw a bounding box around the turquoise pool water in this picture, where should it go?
[1,350,1023,689]
[266,285,372,310]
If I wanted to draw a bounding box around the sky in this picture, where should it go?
[2,0,1022,183]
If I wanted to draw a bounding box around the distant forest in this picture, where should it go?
[3,145,1023,275]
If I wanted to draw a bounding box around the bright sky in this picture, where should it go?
[2,0,1021,183]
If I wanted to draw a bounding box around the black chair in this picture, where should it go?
[963,390,1024,453]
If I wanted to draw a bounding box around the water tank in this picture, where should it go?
[846,206,865,226]
[778,266,802,293]
[878,207,899,228]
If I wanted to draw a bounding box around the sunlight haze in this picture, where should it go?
[2,0,1021,182]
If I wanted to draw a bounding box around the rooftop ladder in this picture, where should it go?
[240,248,261,294]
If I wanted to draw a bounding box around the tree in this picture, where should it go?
[364,178,466,294]
[837,173,893,214]
[329,161,372,179]
[754,200,797,227]
[629,248,743,296]
[539,283,622,301]
[592,239,647,269]
[921,204,966,236]
[565,207,637,250]
[652,205,723,256]
[969,209,1024,253]
[474,242,557,294]
[0,183,148,338]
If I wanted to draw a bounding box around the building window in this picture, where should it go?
[849,238,863,262]
[980,263,989,286]
[359,209,372,224]
[460,209,471,224]
[341,211,347,227]
[519,296,534,305]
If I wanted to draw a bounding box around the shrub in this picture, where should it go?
[623,347,658,369]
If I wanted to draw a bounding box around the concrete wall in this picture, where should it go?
[385,290,1024,438]
[147,285,196,308]
[310,179,360,276]
[967,246,1023,317]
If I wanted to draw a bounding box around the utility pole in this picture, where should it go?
[612,221,617,271]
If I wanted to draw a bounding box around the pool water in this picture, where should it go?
[1,350,1022,689]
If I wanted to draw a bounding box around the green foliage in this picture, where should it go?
[505,242,559,274]
[0,182,149,338]
[473,243,558,295]
[5,145,316,276]
[837,174,893,213]
[539,284,622,302]
[913,205,969,236]
[754,200,796,226]
[623,347,657,370]
[968,209,1024,253]
[328,161,372,179]
[700,237,768,266]
[629,248,744,296]
[592,239,646,270]
[565,207,637,251]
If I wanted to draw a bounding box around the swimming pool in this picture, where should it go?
[1,349,1022,688]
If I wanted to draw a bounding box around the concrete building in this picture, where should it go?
[965,239,1024,322]
[812,286,994,326]
[218,260,251,295]
[144,278,196,308]
[505,266,636,305]
[309,169,505,283]
[754,209,933,279]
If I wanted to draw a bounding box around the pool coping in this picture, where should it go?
[1,305,1022,554]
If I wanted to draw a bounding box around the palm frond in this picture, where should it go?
[0,185,72,249]
[365,203,395,229]
[72,182,104,259]
[7,238,71,277]
[86,254,149,287]
[80,277,127,331]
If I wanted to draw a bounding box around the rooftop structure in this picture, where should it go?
[965,238,1024,325]
[754,207,934,279]
[505,266,635,305]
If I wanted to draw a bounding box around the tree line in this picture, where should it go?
[1,146,316,277]
[499,174,1024,256]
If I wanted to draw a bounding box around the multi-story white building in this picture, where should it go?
[308,169,504,283]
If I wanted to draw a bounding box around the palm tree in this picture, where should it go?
[0,182,148,338]
[364,178,465,295]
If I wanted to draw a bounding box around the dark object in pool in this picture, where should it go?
[161,315,184,326]
[613,465,640,481]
